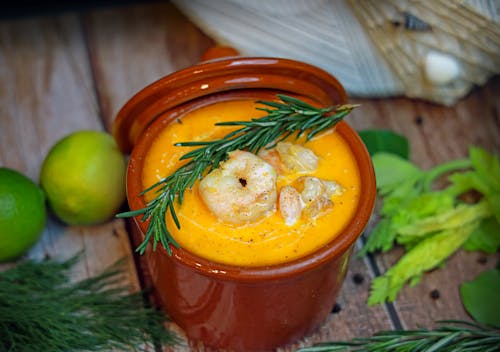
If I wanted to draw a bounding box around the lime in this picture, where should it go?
[0,167,46,261]
[40,130,126,225]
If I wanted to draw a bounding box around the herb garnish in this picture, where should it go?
[361,147,500,305]
[0,255,178,351]
[118,95,357,254]
[296,320,500,352]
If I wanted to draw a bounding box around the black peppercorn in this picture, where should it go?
[430,289,440,300]
[414,115,424,125]
[331,303,342,314]
[477,257,488,265]
[352,273,365,285]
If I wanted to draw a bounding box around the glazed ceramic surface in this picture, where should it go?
[114,56,376,351]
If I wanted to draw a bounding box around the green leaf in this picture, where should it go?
[392,191,455,232]
[372,153,423,194]
[469,147,500,194]
[358,129,409,159]
[368,276,392,306]
[397,201,491,238]
[460,268,500,328]
[448,171,490,195]
[358,218,396,256]
[463,217,500,253]
[368,221,477,305]
[487,193,500,223]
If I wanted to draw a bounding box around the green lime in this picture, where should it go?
[0,167,46,261]
[40,130,126,225]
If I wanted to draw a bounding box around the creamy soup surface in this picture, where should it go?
[142,100,361,266]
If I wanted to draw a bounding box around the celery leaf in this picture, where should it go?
[368,222,478,305]
[372,153,423,195]
[469,146,500,194]
[358,218,395,256]
[397,201,491,238]
[463,217,500,253]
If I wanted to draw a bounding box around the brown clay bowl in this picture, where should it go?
[114,55,376,351]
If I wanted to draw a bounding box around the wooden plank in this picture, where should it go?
[0,13,138,285]
[349,76,500,329]
[82,3,394,350]
[82,1,215,129]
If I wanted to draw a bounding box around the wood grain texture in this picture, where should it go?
[0,13,139,286]
[82,1,214,130]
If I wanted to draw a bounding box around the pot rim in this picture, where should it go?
[113,57,348,153]
[116,56,376,282]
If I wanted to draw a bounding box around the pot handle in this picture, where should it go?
[201,46,240,61]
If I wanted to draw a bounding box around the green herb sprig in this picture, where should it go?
[118,95,357,254]
[0,255,178,352]
[296,320,500,352]
[360,146,500,305]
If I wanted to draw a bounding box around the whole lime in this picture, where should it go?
[0,167,46,261]
[40,130,126,225]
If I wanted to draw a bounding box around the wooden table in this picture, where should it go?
[1,2,499,351]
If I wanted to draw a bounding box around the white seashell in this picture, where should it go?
[424,52,460,85]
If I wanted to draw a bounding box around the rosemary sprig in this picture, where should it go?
[0,255,178,352]
[118,94,357,254]
[296,320,500,352]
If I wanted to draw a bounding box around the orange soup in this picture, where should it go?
[142,100,361,266]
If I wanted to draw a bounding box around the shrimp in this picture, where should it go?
[302,195,333,219]
[278,176,344,225]
[257,148,286,174]
[279,186,303,226]
[259,142,318,174]
[276,142,318,173]
[293,176,345,204]
[199,150,278,224]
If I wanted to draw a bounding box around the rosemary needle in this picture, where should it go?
[295,320,500,352]
[117,94,357,255]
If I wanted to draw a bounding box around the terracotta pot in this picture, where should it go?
[114,54,376,351]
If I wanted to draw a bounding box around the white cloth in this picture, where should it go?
[173,0,500,105]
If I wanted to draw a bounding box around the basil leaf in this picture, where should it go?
[460,268,500,328]
[358,129,409,159]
